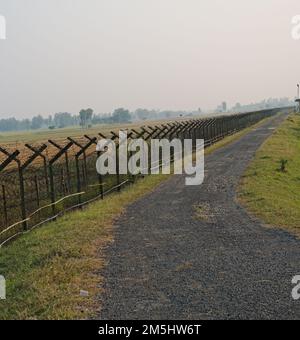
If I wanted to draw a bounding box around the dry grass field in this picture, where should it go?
[0,117,194,164]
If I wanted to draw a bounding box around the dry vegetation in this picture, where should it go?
[0,117,193,164]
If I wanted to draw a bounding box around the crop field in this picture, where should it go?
[0,112,233,163]
[0,117,195,165]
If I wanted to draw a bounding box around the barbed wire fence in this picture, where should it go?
[0,108,291,246]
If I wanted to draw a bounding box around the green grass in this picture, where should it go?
[238,114,300,232]
[0,174,169,320]
[0,116,272,320]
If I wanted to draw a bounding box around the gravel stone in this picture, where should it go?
[98,112,300,320]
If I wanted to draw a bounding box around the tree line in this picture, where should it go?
[0,108,194,133]
[0,97,294,133]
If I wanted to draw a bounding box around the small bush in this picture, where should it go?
[280,159,288,172]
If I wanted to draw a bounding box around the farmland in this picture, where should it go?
[0,117,197,165]
[0,117,195,147]
[0,112,233,161]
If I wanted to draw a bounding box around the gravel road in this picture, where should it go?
[98,112,300,320]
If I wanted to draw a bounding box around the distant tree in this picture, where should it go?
[31,115,44,130]
[92,113,113,124]
[79,108,94,128]
[112,108,131,123]
[54,112,74,128]
[47,115,53,127]
[92,114,103,124]
[21,119,31,130]
[0,118,17,131]
[135,108,150,121]
[222,102,227,112]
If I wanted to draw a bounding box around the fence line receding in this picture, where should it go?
[0,108,291,246]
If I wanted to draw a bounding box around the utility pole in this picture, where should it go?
[295,84,300,113]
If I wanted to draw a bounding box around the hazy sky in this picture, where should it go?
[0,0,299,118]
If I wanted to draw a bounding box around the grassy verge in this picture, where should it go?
[0,174,169,320]
[238,114,300,232]
[0,116,273,320]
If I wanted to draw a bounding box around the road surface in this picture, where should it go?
[98,112,300,320]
